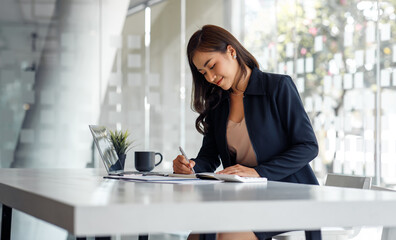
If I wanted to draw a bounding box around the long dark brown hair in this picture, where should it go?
[187,25,259,135]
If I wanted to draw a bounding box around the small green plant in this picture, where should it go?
[109,129,133,157]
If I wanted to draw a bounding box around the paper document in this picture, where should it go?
[104,173,267,184]
[104,174,217,184]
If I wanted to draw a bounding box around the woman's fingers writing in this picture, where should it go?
[173,155,195,174]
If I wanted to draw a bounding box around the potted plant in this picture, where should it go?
[109,129,133,169]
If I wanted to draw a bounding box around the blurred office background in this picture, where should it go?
[0,0,395,239]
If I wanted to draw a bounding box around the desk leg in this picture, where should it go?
[1,204,12,240]
[138,235,148,240]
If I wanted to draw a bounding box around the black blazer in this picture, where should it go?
[193,67,319,185]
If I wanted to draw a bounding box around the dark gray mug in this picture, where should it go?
[134,151,163,172]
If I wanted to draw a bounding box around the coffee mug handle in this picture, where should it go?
[155,152,163,166]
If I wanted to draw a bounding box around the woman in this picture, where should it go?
[173,25,322,240]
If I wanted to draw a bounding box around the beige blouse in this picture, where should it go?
[226,118,257,167]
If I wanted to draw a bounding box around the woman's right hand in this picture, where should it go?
[173,155,196,174]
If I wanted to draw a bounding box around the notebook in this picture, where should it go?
[169,173,268,183]
[89,125,162,176]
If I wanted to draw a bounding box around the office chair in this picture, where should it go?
[273,173,372,240]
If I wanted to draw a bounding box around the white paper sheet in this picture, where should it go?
[287,61,294,75]
[297,77,304,93]
[381,69,391,86]
[333,75,342,90]
[344,28,353,47]
[105,175,220,184]
[305,57,313,73]
[304,97,313,112]
[286,43,294,58]
[324,76,331,94]
[343,73,353,89]
[366,47,376,65]
[334,53,343,69]
[297,58,304,74]
[366,22,375,43]
[355,50,364,67]
[278,62,285,74]
[354,72,364,88]
[315,35,323,52]
[381,23,391,41]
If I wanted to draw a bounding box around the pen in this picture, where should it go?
[179,146,195,174]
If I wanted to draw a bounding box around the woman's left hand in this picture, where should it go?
[217,164,260,177]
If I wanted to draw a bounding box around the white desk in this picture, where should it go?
[1,168,396,239]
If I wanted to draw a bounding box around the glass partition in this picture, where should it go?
[244,0,396,186]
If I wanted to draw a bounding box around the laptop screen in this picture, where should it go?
[89,125,122,173]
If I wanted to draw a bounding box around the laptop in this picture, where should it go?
[89,125,149,176]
